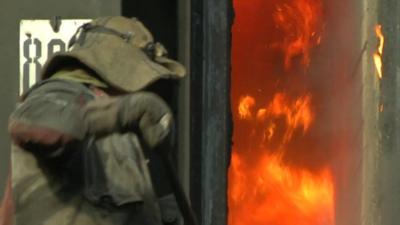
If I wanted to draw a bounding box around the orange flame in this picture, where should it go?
[373,25,384,79]
[229,152,335,225]
[230,0,334,224]
[256,108,267,121]
[238,95,256,119]
[229,94,335,225]
[265,93,313,142]
[273,0,323,69]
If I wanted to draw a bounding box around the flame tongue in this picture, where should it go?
[229,0,335,224]
[229,153,335,225]
[239,96,256,120]
[373,25,384,79]
[273,0,323,69]
[229,94,335,225]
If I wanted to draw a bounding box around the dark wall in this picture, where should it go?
[190,0,233,225]
[121,0,178,58]
[0,0,120,198]
[121,0,196,205]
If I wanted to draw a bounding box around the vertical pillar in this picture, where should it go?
[177,0,191,196]
[190,0,233,225]
[376,0,400,224]
[361,0,380,224]
[362,0,400,224]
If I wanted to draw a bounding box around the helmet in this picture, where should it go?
[41,16,186,92]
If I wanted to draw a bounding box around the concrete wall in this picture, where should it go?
[360,0,380,223]
[0,0,121,198]
[371,0,400,224]
[362,0,400,225]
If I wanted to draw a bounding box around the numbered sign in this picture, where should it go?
[19,19,90,95]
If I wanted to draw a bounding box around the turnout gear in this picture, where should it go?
[84,91,173,149]
[7,79,169,225]
[2,16,186,225]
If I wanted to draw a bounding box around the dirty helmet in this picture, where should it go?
[41,16,186,92]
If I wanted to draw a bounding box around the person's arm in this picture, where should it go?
[84,91,173,149]
[8,79,92,157]
[9,79,173,158]
[0,175,14,225]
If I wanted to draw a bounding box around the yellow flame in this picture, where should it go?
[238,95,256,119]
[230,94,334,225]
[373,25,384,79]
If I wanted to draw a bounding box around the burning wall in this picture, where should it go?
[229,0,362,224]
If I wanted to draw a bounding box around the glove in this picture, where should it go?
[83,92,174,149]
[139,112,174,149]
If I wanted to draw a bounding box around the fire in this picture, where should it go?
[264,93,313,143]
[273,0,323,69]
[256,109,267,121]
[230,0,336,224]
[229,152,335,225]
[373,25,384,79]
[229,94,335,225]
[238,95,256,119]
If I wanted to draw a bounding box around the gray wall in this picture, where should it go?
[373,0,400,224]
[0,0,121,197]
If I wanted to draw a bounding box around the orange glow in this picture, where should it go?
[238,95,256,119]
[257,108,267,121]
[229,152,335,225]
[273,0,323,69]
[229,94,335,225]
[230,0,339,224]
[265,123,276,141]
[373,25,384,79]
[265,93,313,142]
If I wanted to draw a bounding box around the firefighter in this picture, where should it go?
[1,16,185,225]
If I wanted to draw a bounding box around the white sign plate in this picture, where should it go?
[19,19,91,95]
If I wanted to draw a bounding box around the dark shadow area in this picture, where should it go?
[121,0,178,59]
[122,0,179,198]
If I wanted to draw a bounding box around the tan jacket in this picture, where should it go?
[3,69,164,225]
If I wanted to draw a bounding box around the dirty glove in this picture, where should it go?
[84,92,174,149]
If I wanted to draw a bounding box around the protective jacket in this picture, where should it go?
[1,16,185,225]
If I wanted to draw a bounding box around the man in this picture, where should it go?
[1,16,185,225]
